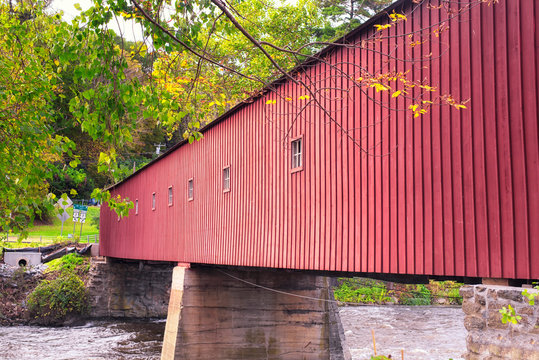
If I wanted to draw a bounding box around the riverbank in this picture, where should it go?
[0,264,47,325]
[333,277,463,306]
[0,251,92,326]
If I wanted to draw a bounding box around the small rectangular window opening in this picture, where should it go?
[135,199,139,215]
[152,192,156,210]
[168,186,173,206]
[223,167,230,192]
[188,179,194,201]
[291,137,303,170]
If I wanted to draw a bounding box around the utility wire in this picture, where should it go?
[217,269,462,307]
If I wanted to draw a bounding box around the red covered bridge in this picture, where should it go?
[100,0,539,281]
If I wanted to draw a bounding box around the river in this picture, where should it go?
[339,305,466,360]
[0,320,165,360]
[0,306,465,359]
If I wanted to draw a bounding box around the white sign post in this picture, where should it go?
[72,208,79,236]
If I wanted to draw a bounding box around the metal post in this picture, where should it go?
[79,221,83,239]
[72,218,76,239]
[87,234,89,243]
[40,235,42,244]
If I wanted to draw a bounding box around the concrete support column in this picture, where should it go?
[161,264,189,359]
[161,266,347,360]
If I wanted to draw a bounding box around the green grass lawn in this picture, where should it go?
[8,206,100,242]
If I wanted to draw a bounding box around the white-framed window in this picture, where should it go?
[223,166,230,192]
[291,137,303,171]
[135,199,139,215]
[168,186,173,206]
[188,179,194,201]
[152,192,156,210]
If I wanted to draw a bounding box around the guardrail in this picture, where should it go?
[3,234,99,244]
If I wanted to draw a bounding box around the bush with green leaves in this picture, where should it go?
[428,280,463,305]
[45,253,87,274]
[334,278,393,304]
[400,284,432,305]
[26,272,89,325]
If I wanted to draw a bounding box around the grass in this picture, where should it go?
[6,206,100,241]
[334,278,394,304]
[333,277,464,305]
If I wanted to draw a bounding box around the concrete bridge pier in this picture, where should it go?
[161,264,348,360]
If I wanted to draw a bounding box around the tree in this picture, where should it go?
[320,0,394,32]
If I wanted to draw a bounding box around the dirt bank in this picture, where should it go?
[0,264,46,325]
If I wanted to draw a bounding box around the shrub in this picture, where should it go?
[26,272,89,325]
[428,280,464,305]
[334,278,393,304]
[400,284,432,305]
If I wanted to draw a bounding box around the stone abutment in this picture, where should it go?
[460,284,539,360]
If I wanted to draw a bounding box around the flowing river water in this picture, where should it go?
[0,306,465,359]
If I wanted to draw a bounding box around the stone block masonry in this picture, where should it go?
[460,285,539,360]
[87,258,174,318]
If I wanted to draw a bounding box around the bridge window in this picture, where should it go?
[152,192,156,210]
[168,186,173,206]
[188,179,194,201]
[135,199,139,215]
[291,137,303,171]
[223,166,230,192]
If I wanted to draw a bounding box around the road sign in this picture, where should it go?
[57,211,70,223]
[57,196,73,210]
[56,196,72,237]
[74,204,88,212]
[73,209,80,223]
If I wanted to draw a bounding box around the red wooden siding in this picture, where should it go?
[100,0,539,279]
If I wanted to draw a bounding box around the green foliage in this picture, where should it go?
[45,253,87,274]
[522,283,539,306]
[318,0,394,40]
[428,280,464,305]
[399,284,432,305]
[499,304,521,325]
[91,189,133,218]
[26,272,89,325]
[499,284,539,325]
[49,164,95,200]
[334,278,393,304]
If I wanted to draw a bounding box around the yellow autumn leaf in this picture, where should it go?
[371,83,390,92]
[392,90,401,98]
[54,59,59,66]
[374,24,392,32]
[454,104,467,110]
